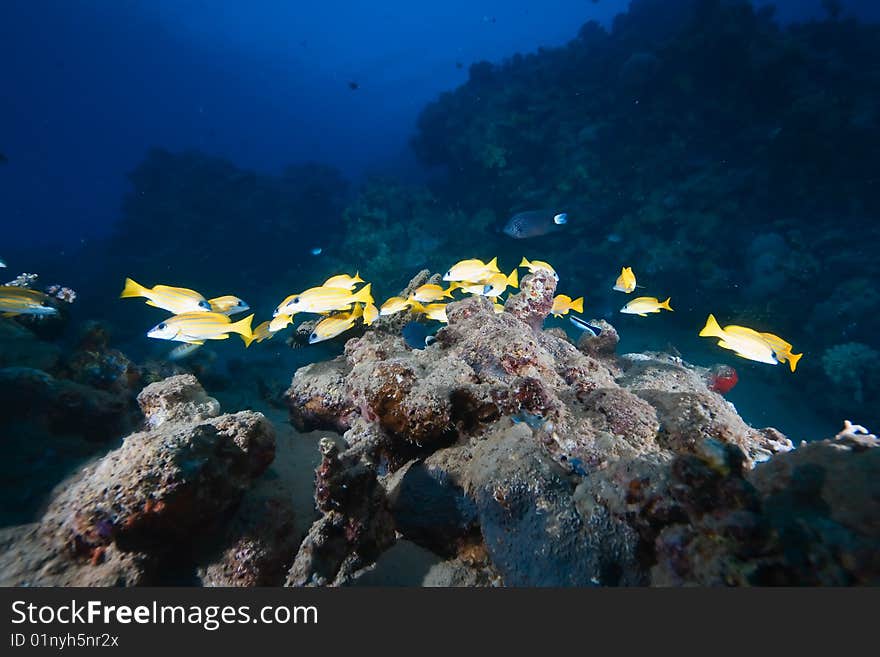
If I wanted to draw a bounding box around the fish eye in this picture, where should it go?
[292,297,300,304]
[158,323,166,330]
[310,333,317,341]
[199,300,211,309]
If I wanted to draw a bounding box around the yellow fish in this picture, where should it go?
[379,296,415,316]
[420,303,448,323]
[0,286,58,317]
[309,305,363,344]
[269,314,293,332]
[147,312,254,346]
[620,296,673,316]
[363,302,379,326]
[457,269,518,297]
[208,295,250,315]
[758,332,802,372]
[275,284,372,317]
[248,320,279,345]
[121,278,211,314]
[409,283,455,303]
[442,257,500,283]
[716,324,802,372]
[613,267,637,293]
[699,315,783,367]
[551,294,584,317]
[519,257,558,280]
[322,272,364,291]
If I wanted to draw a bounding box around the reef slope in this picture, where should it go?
[284,271,878,585]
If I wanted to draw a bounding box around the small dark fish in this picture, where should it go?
[570,316,602,336]
[402,321,436,349]
[0,152,7,164]
[503,210,567,239]
[348,80,359,90]
[455,61,464,69]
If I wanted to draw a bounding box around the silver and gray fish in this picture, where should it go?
[0,257,5,268]
[502,210,568,239]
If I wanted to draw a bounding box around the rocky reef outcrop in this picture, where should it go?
[0,375,281,586]
[283,271,879,586]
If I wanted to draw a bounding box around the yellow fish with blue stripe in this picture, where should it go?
[420,303,448,323]
[620,296,672,316]
[309,304,363,344]
[551,294,584,317]
[613,267,638,293]
[363,303,379,326]
[701,316,802,371]
[380,296,417,316]
[0,286,58,317]
[409,283,455,303]
[519,257,558,280]
[322,272,364,291]
[147,312,254,346]
[442,257,500,283]
[121,278,211,314]
[274,284,372,317]
[268,314,294,332]
[208,295,250,315]
[456,269,518,297]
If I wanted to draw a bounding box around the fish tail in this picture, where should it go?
[409,300,425,313]
[120,277,147,299]
[519,257,530,268]
[352,283,373,305]
[699,314,724,338]
[661,297,673,311]
[229,313,254,343]
[507,268,518,288]
[487,256,499,271]
[788,352,803,372]
[571,297,584,313]
[354,271,364,283]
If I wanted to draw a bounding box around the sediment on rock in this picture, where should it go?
[280,269,876,587]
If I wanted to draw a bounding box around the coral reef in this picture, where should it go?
[821,342,880,406]
[0,375,276,586]
[408,0,880,424]
[279,270,879,585]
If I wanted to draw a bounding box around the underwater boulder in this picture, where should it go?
[136,373,222,428]
[285,438,395,587]
[0,319,62,371]
[197,484,298,587]
[0,375,275,585]
[0,366,133,442]
[463,423,643,586]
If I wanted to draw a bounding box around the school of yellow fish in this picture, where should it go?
[116,258,801,372]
